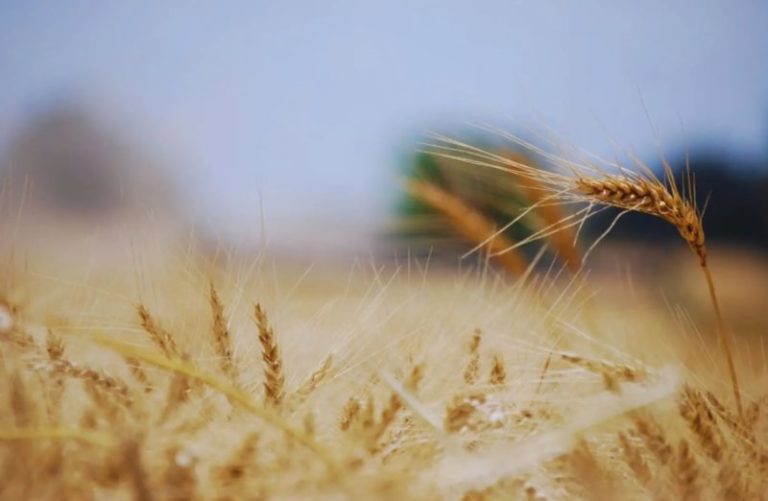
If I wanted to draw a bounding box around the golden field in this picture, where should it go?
[0,238,766,500]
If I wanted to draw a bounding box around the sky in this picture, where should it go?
[1,1,767,251]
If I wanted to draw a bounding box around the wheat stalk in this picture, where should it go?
[254,303,285,407]
[575,174,742,417]
[575,174,741,417]
[90,334,339,474]
[426,133,743,418]
[209,282,237,382]
[404,179,529,276]
[137,305,180,359]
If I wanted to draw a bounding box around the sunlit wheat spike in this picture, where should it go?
[137,304,180,358]
[427,132,742,419]
[254,303,285,407]
[209,282,237,382]
[574,175,705,262]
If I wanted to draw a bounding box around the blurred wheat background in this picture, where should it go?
[1,2,768,499]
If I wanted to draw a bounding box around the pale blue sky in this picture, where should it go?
[1,1,766,249]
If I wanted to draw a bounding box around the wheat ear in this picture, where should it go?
[425,135,742,418]
[254,304,284,407]
[209,282,237,382]
[574,175,705,262]
[137,305,180,358]
[574,174,741,417]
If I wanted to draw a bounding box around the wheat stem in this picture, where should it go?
[700,261,742,418]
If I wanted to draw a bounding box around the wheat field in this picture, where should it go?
[0,238,766,500]
[1,136,768,500]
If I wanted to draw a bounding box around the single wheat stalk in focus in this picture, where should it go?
[574,174,741,418]
[574,175,705,262]
[426,133,743,418]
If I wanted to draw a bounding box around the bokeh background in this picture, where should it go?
[1,1,767,258]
